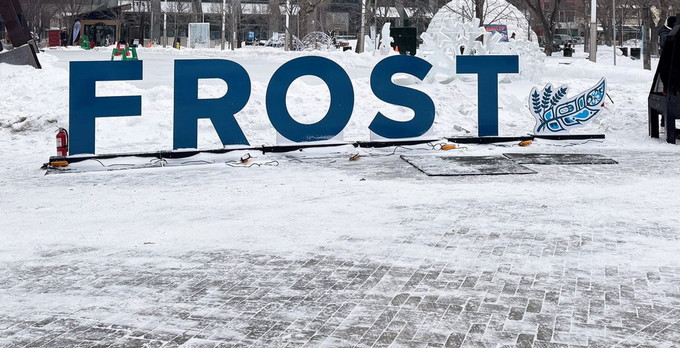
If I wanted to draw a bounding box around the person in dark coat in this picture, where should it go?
[659,16,676,57]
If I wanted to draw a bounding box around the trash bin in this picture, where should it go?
[48,29,60,47]
[563,43,573,57]
[630,48,641,59]
[618,47,628,56]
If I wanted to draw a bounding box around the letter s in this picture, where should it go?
[369,55,435,139]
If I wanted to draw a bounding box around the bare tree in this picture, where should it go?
[475,0,485,22]
[18,0,45,38]
[442,0,515,24]
[150,0,161,42]
[166,0,192,39]
[128,0,150,43]
[624,0,660,69]
[366,0,391,33]
[297,0,330,35]
[53,0,90,43]
[192,0,203,22]
[519,0,564,55]
[268,0,282,38]
[595,0,608,45]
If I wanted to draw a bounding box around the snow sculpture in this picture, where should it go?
[364,35,375,53]
[420,18,488,83]
[420,0,544,83]
[265,34,304,51]
[427,0,536,42]
[300,32,335,51]
[188,23,210,48]
[529,78,607,134]
[379,23,394,56]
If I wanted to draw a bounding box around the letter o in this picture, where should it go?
[266,56,354,142]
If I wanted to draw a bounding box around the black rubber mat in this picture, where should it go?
[503,153,618,165]
[401,155,536,176]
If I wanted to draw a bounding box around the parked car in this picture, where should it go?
[573,36,585,44]
[553,34,573,46]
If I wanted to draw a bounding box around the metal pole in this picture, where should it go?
[163,12,167,47]
[285,0,290,50]
[163,0,167,47]
[613,0,616,65]
[589,0,597,62]
[221,0,226,50]
[231,0,236,50]
[641,24,645,57]
[359,0,366,52]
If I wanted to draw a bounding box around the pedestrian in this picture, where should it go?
[659,16,676,57]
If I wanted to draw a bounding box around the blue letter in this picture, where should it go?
[266,56,353,142]
[174,59,251,149]
[69,61,142,155]
[369,55,434,138]
[456,55,519,137]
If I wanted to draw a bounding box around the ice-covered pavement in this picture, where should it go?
[2,146,680,347]
[2,45,680,347]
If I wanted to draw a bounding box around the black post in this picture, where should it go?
[0,0,41,68]
[0,0,32,46]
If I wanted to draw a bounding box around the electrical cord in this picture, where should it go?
[179,160,213,165]
[90,159,138,167]
[225,153,279,167]
[539,139,605,147]
[226,160,280,167]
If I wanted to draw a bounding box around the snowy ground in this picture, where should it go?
[1,45,680,347]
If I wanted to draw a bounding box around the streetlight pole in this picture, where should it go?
[285,0,290,50]
[359,0,366,52]
[613,0,616,65]
[589,0,597,62]
[231,0,238,50]
[221,0,226,49]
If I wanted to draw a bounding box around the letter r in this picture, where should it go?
[173,59,251,149]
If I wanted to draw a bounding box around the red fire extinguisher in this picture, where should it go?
[56,127,68,156]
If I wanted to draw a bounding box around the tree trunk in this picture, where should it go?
[140,11,145,43]
[268,0,280,37]
[475,0,484,23]
[543,29,555,56]
[520,0,562,56]
[643,6,652,70]
[192,0,203,22]
[151,0,161,42]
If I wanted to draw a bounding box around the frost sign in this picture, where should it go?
[529,78,607,135]
[68,55,519,155]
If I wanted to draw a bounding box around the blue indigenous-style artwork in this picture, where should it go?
[529,78,607,134]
